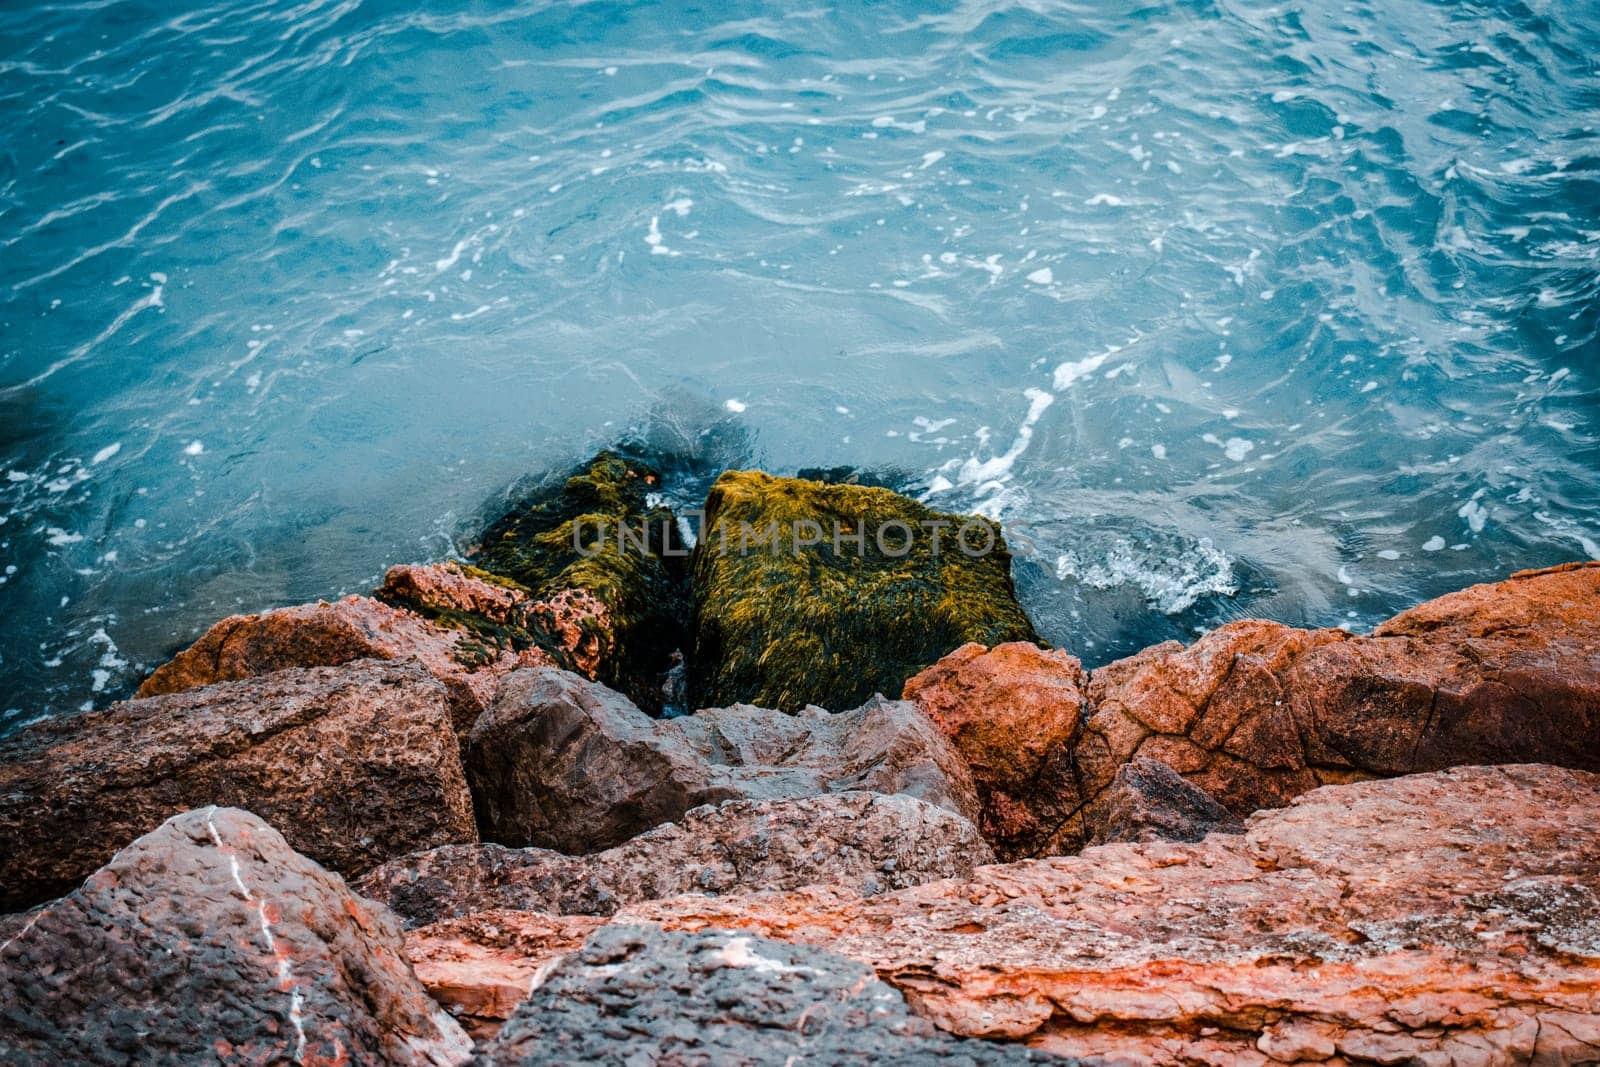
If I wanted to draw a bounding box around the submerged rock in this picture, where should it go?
[471,450,690,713]
[0,807,471,1067]
[0,660,476,911]
[137,591,551,736]
[465,667,980,853]
[475,925,1051,1066]
[614,765,1600,1064]
[690,470,1038,711]
[356,791,992,927]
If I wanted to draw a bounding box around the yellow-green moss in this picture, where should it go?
[690,470,1039,711]
[469,451,689,710]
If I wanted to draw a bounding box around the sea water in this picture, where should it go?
[2,0,1597,728]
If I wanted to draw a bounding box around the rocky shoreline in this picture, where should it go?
[2,453,1598,1065]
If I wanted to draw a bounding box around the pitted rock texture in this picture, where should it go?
[1087,756,1244,846]
[910,562,1600,854]
[474,925,1054,1065]
[0,807,471,1067]
[0,660,476,911]
[903,641,1089,858]
[356,791,993,927]
[612,765,1600,1065]
[137,592,552,736]
[466,667,980,853]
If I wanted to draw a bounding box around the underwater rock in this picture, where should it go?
[611,765,1600,1064]
[903,641,1088,859]
[690,469,1038,711]
[1087,756,1244,845]
[137,592,552,736]
[356,791,992,927]
[0,807,472,1067]
[464,667,980,854]
[0,660,476,912]
[474,925,1052,1066]
[471,450,690,714]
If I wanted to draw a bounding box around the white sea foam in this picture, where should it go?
[1055,536,1236,615]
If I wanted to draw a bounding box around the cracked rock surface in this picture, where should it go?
[358,790,993,927]
[908,562,1600,854]
[612,765,1600,1065]
[0,807,471,1067]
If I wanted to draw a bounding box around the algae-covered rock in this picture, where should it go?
[470,451,690,713]
[690,470,1039,711]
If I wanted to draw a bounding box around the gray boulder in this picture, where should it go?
[357,791,994,927]
[0,660,477,911]
[474,924,1053,1065]
[1089,757,1245,846]
[465,667,980,852]
[0,807,471,1067]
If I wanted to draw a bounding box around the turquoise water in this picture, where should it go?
[2,0,1597,727]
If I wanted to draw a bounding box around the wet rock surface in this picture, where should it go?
[0,808,471,1067]
[474,924,1054,1066]
[470,450,690,713]
[613,765,1600,1064]
[465,666,980,852]
[0,660,476,911]
[690,469,1038,712]
[357,791,992,927]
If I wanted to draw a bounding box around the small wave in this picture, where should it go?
[1055,536,1237,616]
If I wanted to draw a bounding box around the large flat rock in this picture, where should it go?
[0,807,471,1066]
[610,765,1600,1064]
[0,660,476,911]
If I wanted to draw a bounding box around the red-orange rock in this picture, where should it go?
[608,765,1600,1065]
[910,564,1600,855]
[903,641,1088,858]
[377,562,617,683]
[403,910,605,1041]
[137,593,551,736]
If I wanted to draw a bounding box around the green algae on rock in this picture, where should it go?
[468,451,690,713]
[690,470,1039,711]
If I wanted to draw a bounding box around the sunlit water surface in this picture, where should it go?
[3,0,1598,728]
